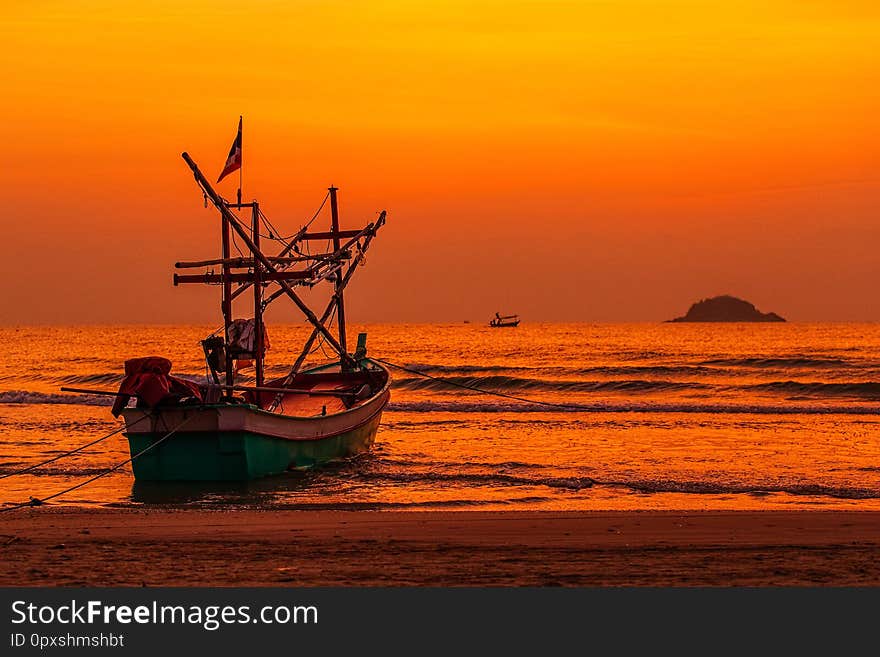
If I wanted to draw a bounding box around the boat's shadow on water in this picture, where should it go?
[130,473,310,506]
[128,455,373,508]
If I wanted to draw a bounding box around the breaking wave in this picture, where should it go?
[745,381,880,398]
[392,370,880,401]
[403,363,530,374]
[131,497,556,511]
[0,465,116,477]
[385,400,880,415]
[405,363,721,377]
[353,470,595,491]
[393,374,709,393]
[0,390,113,406]
[701,357,852,368]
[596,477,880,500]
[577,365,720,376]
[339,467,880,501]
[58,373,124,386]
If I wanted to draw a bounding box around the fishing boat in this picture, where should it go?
[100,152,389,481]
[489,313,520,328]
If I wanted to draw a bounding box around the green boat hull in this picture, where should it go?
[126,411,381,481]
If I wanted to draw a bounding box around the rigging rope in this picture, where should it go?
[315,305,339,360]
[0,415,149,480]
[230,230,245,258]
[0,415,193,514]
[258,192,330,244]
[371,358,598,412]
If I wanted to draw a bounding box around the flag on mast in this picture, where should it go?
[217,117,242,183]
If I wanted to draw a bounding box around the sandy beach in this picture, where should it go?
[1,509,879,586]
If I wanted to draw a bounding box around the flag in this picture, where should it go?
[216,117,242,183]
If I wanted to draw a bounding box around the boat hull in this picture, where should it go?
[122,386,388,481]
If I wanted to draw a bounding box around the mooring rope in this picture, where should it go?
[0,415,193,514]
[0,415,150,481]
[372,357,595,412]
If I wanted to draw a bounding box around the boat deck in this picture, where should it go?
[271,382,348,416]
[250,367,388,418]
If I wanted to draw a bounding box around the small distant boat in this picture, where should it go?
[105,150,390,481]
[489,313,520,328]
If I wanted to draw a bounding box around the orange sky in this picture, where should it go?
[2,0,878,323]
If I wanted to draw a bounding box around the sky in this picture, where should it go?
[1,0,878,323]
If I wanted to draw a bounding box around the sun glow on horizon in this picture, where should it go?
[2,1,878,323]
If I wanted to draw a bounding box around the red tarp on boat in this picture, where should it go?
[111,356,202,417]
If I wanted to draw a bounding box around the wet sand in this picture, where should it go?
[1,509,879,586]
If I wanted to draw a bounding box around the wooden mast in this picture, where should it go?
[221,209,234,388]
[328,186,348,367]
[252,201,264,388]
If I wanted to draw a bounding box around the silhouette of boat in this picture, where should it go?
[103,151,390,481]
[489,313,520,328]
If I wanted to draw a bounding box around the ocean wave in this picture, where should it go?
[116,497,554,511]
[345,467,880,501]
[385,400,880,415]
[578,365,720,376]
[403,363,530,374]
[0,465,116,477]
[0,391,112,406]
[353,470,595,490]
[55,372,205,385]
[701,357,851,368]
[405,362,721,378]
[55,356,119,365]
[58,373,124,386]
[393,374,709,394]
[393,369,880,401]
[376,457,550,471]
[596,477,880,500]
[745,381,880,398]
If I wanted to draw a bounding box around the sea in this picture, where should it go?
[1,323,879,511]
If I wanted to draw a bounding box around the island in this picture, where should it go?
[667,295,785,322]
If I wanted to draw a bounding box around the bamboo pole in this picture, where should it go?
[252,201,264,389]
[175,255,337,268]
[221,205,234,387]
[60,385,359,398]
[329,186,348,363]
[175,270,315,285]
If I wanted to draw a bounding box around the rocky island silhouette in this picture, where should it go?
[668,295,785,322]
